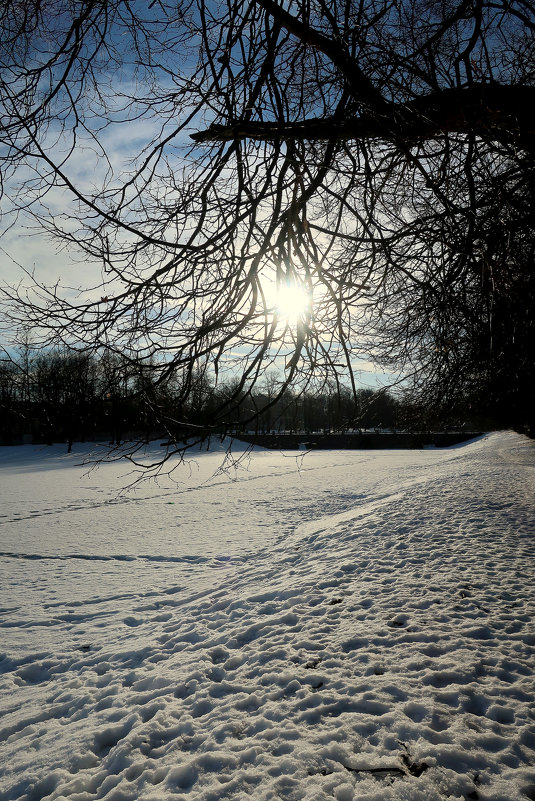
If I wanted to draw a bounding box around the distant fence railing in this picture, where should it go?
[231,431,483,450]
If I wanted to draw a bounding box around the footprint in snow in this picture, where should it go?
[387,613,410,627]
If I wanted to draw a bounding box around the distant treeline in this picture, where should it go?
[0,345,480,449]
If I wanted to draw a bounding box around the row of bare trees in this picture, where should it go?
[1,0,534,456]
[0,346,144,448]
[1,343,448,448]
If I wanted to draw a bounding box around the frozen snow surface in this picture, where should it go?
[0,431,534,801]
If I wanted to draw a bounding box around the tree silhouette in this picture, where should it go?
[1,0,534,442]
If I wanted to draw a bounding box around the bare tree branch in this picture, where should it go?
[1,0,534,456]
[191,83,535,145]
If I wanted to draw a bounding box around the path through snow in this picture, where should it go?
[0,431,534,801]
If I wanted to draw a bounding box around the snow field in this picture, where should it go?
[0,431,534,801]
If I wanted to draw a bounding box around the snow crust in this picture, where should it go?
[0,431,534,801]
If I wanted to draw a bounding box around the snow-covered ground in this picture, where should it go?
[0,431,534,801]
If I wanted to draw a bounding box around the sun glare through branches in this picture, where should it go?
[263,279,313,329]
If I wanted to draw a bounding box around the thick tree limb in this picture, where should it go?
[253,0,385,109]
[191,84,535,145]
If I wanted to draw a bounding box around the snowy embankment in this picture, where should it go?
[0,431,534,801]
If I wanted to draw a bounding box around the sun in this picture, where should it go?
[269,280,312,327]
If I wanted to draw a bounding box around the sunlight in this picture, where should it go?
[270,280,312,327]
